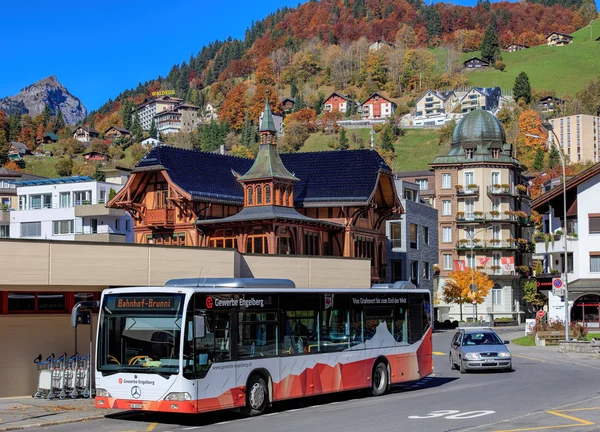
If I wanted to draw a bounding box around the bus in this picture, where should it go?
[95,278,433,416]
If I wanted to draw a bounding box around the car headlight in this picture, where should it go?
[498,352,511,358]
[96,388,111,397]
[464,352,481,360]
[165,392,192,401]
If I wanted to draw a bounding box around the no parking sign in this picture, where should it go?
[552,277,564,297]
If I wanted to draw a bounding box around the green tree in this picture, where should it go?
[533,148,545,171]
[41,104,53,128]
[338,128,349,150]
[315,93,325,115]
[108,188,117,201]
[438,119,456,147]
[55,109,65,132]
[380,124,395,152]
[120,99,135,131]
[149,119,158,139]
[55,157,74,177]
[293,94,306,113]
[8,113,21,142]
[0,129,9,166]
[290,79,298,99]
[480,24,501,63]
[548,146,561,168]
[523,279,546,311]
[240,114,258,147]
[513,72,532,105]
[131,114,143,142]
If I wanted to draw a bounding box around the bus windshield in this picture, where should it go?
[97,293,185,375]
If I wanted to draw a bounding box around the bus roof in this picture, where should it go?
[101,286,432,296]
[164,277,296,288]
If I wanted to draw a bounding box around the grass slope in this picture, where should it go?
[465,18,600,96]
[301,128,443,172]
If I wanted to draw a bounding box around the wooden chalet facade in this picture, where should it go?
[360,93,396,120]
[463,57,489,69]
[108,98,402,283]
[323,92,353,114]
[104,126,132,140]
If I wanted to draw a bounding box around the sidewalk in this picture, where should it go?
[0,397,110,431]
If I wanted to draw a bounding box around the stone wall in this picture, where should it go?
[558,340,600,354]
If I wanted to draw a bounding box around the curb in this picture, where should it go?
[0,414,106,432]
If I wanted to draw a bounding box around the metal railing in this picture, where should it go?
[456,212,518,222]
[19,199,107,211]
[76,225,126,235]
[456,240,517,250]
[456,186,480,196]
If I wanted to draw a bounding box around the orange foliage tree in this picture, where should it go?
[284,108,317,131]
[517,109,547,169]
[443,268,494,321]
[255,57,276,86]
[247,84,280,127]
[219,83,248,131]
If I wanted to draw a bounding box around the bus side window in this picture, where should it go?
[394,307,408,344]
[350,309,364,349]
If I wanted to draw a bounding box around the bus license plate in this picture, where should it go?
[130,403,143,409]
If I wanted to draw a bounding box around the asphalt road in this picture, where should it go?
[37,329,600,432]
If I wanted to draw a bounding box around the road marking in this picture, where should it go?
[512,354,547,363]
[433,351,446,356]
[494,407,600,431]
[183,427,203,430]
[146,423,158,432]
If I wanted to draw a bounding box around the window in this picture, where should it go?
[491,171,500,186]
[247,187,253,205]
[422,226,429,245]
[391,260,403,282]
[53,220,74,235]
[7,292,68,313]
[465,149,474,159]
[492,149,500,159]
[442,200,451,216]
[59,192,71,208]
[591,255,600,272]
[589,215,600,234]
[238,309,277,359]
[410,261,419,285]
[416,179,428,190]
[442,174,451,189]
[410,223,418,249]
[265,185,271,204]
[125,220,130,231]
[442,227,452,243]
[0,225,8,238]
[443,254,454,271]
[390,223,402,248]
[21,222,41,237]
[304,231,319,255]
[464,172,474,186]
[492,287,502,305]
[246,235,268,254]
[465,198,474,217]
[73,190,92,206]
[115,219,120,231]
[281,295,318,355]
[99,190,106,204]
[29,194,52,209]
[423,262,430,280]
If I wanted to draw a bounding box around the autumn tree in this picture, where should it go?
[443,268,494,321]
[220,83,248,131]
[284,108,317,132]
[55,158,74,177]
[229,143,255,159]
[517,109,547,168]
[130,143,148,161]
[513,72,532,105]
[523,279,546,312]
[281,120,310,151]
[248,84,280,127]
[366,51,388,88]
[255,57,276,86]
[0,110,8,166]
[395,24,416,49]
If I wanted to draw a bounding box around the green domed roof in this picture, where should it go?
[452,109,506,146]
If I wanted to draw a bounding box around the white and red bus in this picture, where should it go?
[95,278,432,416]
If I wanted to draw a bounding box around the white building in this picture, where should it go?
[530,163,600,326]
[413,90,458,127]
[131,96,183,131]
[9,176,133,243]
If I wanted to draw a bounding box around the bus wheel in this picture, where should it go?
[242,375,268,416]
[371,362,388,396]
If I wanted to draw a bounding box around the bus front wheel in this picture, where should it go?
[371,362,388,396]
[242,375,268,416]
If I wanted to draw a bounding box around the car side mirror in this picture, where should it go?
[503,340,510,345]
[193,315,206,339]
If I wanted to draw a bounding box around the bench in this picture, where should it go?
[535,331,564,346]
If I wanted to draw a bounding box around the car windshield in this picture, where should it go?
[462,332,503,346]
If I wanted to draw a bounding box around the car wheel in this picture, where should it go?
[241,375,268,416]
[371,362,388,396]
[459,359,466,374]
[449,354,456,370]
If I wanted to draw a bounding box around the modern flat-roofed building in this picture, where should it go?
[131,96,183,131]
[548,114,600,163]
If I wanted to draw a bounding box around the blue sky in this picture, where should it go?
[3,0,598,111]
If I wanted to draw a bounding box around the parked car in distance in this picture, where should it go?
[449,328,512,373]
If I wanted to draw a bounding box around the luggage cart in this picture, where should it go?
[49,353,67,400]
[61,353,78,399]
[33,354,54,399]
[75,354,91,398]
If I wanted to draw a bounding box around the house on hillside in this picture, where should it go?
[8,142,30,160]
[546,32,573,46]
[369,40,394,51]
[463,57,489,69]
[73,126,100,143]
[131,96,183,131]
[104,126,132,141]
[281,98,295,113]
[538,96,564,113]
[258,112,284,136]
[323,92,354,114]
[36,132,59,146]
[414,90,457,126]
[141,137,163,147]
[504,43,529,52]
[83,151,110,164]
[360,93,396,120]
[205,103,218,121]
[459,87,501,113]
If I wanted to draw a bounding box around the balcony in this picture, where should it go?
[146,207,176,227]
[534,233,579,255]
[455,185,479,197]
[456,212,525,224]
[0,209,9,224]
[74,202,127,217]
[456,240,519,251]
[75,225,127,243]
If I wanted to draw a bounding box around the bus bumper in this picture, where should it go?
[95,397,198,413]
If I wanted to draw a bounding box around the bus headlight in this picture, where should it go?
[165,392,192,401]
[96,388,111,397]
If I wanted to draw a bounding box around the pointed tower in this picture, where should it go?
[238,95,298,208]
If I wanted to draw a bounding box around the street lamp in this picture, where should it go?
[525,121,570,339]
[467,226,492,323]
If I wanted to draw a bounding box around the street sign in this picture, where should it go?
[552,277,564,296]
[537,310,545,318]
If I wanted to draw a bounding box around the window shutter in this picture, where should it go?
[589,215,600,234]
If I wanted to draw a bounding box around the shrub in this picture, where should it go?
[494,60,506,71]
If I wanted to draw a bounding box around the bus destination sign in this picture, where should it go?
[107,296,182,311]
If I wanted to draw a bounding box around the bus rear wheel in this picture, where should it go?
[242,375,268,416]
[371,362,388,396]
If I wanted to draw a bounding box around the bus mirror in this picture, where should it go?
[193,316,206,339]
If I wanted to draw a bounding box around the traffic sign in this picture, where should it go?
[552,277,564,296]
[537,310,545,318]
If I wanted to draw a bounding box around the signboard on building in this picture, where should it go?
[151,90,176,97]
[536,276,553,290]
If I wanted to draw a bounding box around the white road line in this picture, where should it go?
[264,412,278,416]
[183,427,202,430]
[215,421,232,425]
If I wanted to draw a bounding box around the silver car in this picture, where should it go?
[449,328,512,373]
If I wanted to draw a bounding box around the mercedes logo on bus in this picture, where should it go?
[131,386,141,399]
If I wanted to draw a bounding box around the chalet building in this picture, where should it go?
[83,151,110,164]
[36,132,59,146]
[108,98,402,283]
[504,43,529,52]
[281,98,296,113]
[546,32,573,46]
[73,126,100,143]
[323,93,353,114]
[369,40,394,51]
[104,126,131,141]
[8,142,30,160]
[538,96,564,113]
[429,109,533,322]
[463,57,489,70]
[360,93,396,120]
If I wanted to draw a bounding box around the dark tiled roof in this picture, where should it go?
[9,141,27,151]
[105,126,131,134]
[134,146,391,207]
[44,132,59,141]
[196,205,344,229]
